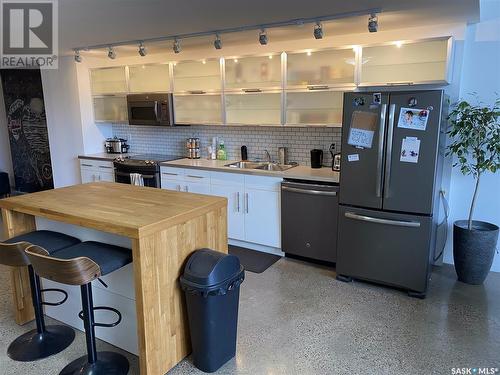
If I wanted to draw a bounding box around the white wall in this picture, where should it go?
[443,0,500,271]
[41,55,86,187]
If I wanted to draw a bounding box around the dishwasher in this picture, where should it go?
[281,179,339,263]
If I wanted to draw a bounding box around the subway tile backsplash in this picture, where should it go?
[112,125,342,166]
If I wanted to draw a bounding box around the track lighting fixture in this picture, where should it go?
[173,39,181,54]
[368,13,378,33]
[74,50,82,63]
[138,42,147,56]
[259,29,268,45]
[214,34,222,50]
[313,22,323,39]
[107,46,116,59]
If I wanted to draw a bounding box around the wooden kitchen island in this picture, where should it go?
[0,182,227,375]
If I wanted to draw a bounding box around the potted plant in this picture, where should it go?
[447,98,500,285]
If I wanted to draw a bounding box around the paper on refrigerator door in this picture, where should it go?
[347,110,378,149]
[397,107,429,131]
[400,137,421,163]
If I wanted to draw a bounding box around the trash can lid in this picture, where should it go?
[182,248,242,288]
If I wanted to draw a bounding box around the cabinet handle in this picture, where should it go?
[189,90,206,94]
[242,88,262,93]
[184,185,188,192]
[245,193,249,214]
[98,175,101,181]
[99,165,113,169]
[236,192,240,212]
[81,163,93,167]
[176,184,181,191]
[186,175,203,179]
[387,82,414,86]
[162,172,178,176]
[307,85,329,90]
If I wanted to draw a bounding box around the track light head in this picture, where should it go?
[74,50,82,63]
[259,29,268,45]
[214,34,222,50]
[107,46,116,59]
[173,39,181,54]
[138,42,147,57]
[313,22,323,39]
[368,14,378,33]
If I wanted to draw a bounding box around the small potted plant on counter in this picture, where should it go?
[447,97,500,285]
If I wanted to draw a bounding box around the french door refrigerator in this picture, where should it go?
[336,90,446,298]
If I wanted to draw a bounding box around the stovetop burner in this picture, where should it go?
[114,154,183,166]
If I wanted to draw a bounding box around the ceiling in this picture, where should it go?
[59,0,480,55]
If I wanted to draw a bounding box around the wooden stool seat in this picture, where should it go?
[25,241,131,375]
[0,230,80,362]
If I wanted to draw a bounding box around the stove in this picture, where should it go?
[114,154,183,188]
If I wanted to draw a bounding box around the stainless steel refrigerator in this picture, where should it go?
[336,90,447,298]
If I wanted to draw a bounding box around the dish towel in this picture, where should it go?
[130,173,144,186]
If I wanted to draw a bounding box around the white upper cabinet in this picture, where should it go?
[285,90,343,126]
[224,54,282,90]
[225,91,282,125]
[173,93,223,125]
[172,59,221,93]
[90,67,128,95]
[128,64,170,93]
[359,38,451,85]
[286,48,356,89]
[93,96,128,123]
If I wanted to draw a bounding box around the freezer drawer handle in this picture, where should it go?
[282,186,337,196]
[376,103,387,198]
[344,212,421,228]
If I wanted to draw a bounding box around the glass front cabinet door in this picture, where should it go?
[225,91,282,125]
[225,54,282,90]
[172,59,221,93]
[93,96,128,123]
[285,90,343,126]
[90,67,128,95]
[173,94,223,125]
[359,38,451,85]
[128,64,170,93]
[286,48,356,89]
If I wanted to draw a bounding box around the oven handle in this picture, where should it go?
[115,171,156,179]
[282,186,337,196]
[153,101,159,122]
[344,212,421,228]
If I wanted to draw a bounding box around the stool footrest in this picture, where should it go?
[78,306,122,328]
[40,288,69,306]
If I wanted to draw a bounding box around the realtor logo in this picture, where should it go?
[1,0,58,68]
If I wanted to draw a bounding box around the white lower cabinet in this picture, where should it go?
[160,167,211,193]
[244,188,281,248]
[79,159,115,183]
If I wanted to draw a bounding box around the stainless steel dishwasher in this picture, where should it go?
[281,179,339,263]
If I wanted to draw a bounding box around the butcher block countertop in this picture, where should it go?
[0,181,228,375]
[162,158,340,183]
[0,182,226,239]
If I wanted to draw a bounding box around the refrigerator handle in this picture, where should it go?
[375,104,387,198]
[384,104,396,199]
[345,212,421,228]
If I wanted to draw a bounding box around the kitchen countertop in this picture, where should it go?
[161,158,340,183]
[78,152,137,161]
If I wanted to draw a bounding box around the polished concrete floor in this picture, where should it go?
[1,254,499,375]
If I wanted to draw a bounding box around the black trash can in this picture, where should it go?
[180,248,245,373]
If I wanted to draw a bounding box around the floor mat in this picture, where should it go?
[228,245,281,273]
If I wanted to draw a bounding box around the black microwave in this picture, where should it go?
[127,93,173,126]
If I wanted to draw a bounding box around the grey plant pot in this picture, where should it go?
[453,220,499,285]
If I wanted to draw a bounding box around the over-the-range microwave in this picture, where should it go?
[127,93,174,126]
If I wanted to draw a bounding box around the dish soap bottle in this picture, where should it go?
[217,140,227,161]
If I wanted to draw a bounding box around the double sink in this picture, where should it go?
[225,161,297,172]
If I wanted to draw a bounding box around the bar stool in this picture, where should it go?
[1,230,80,361]
[26,241,132,375]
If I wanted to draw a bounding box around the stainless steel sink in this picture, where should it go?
[225,161,266,169]
[225,161,297,172]
[255,163,297,171]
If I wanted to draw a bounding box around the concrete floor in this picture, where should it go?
[1,256,499,375]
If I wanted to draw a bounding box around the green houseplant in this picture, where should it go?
[447,98,500,284]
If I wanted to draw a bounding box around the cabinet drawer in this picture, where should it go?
[79,159,97,169]
[244,175,282,191]
[210,171,245,186]
[184,169,211,182]
[79,159,114,170]
[160,166,184,180]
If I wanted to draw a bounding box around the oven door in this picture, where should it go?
[127,100,161,125]
[114,170,160,188]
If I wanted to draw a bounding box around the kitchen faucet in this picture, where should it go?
[264,150,272,163]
